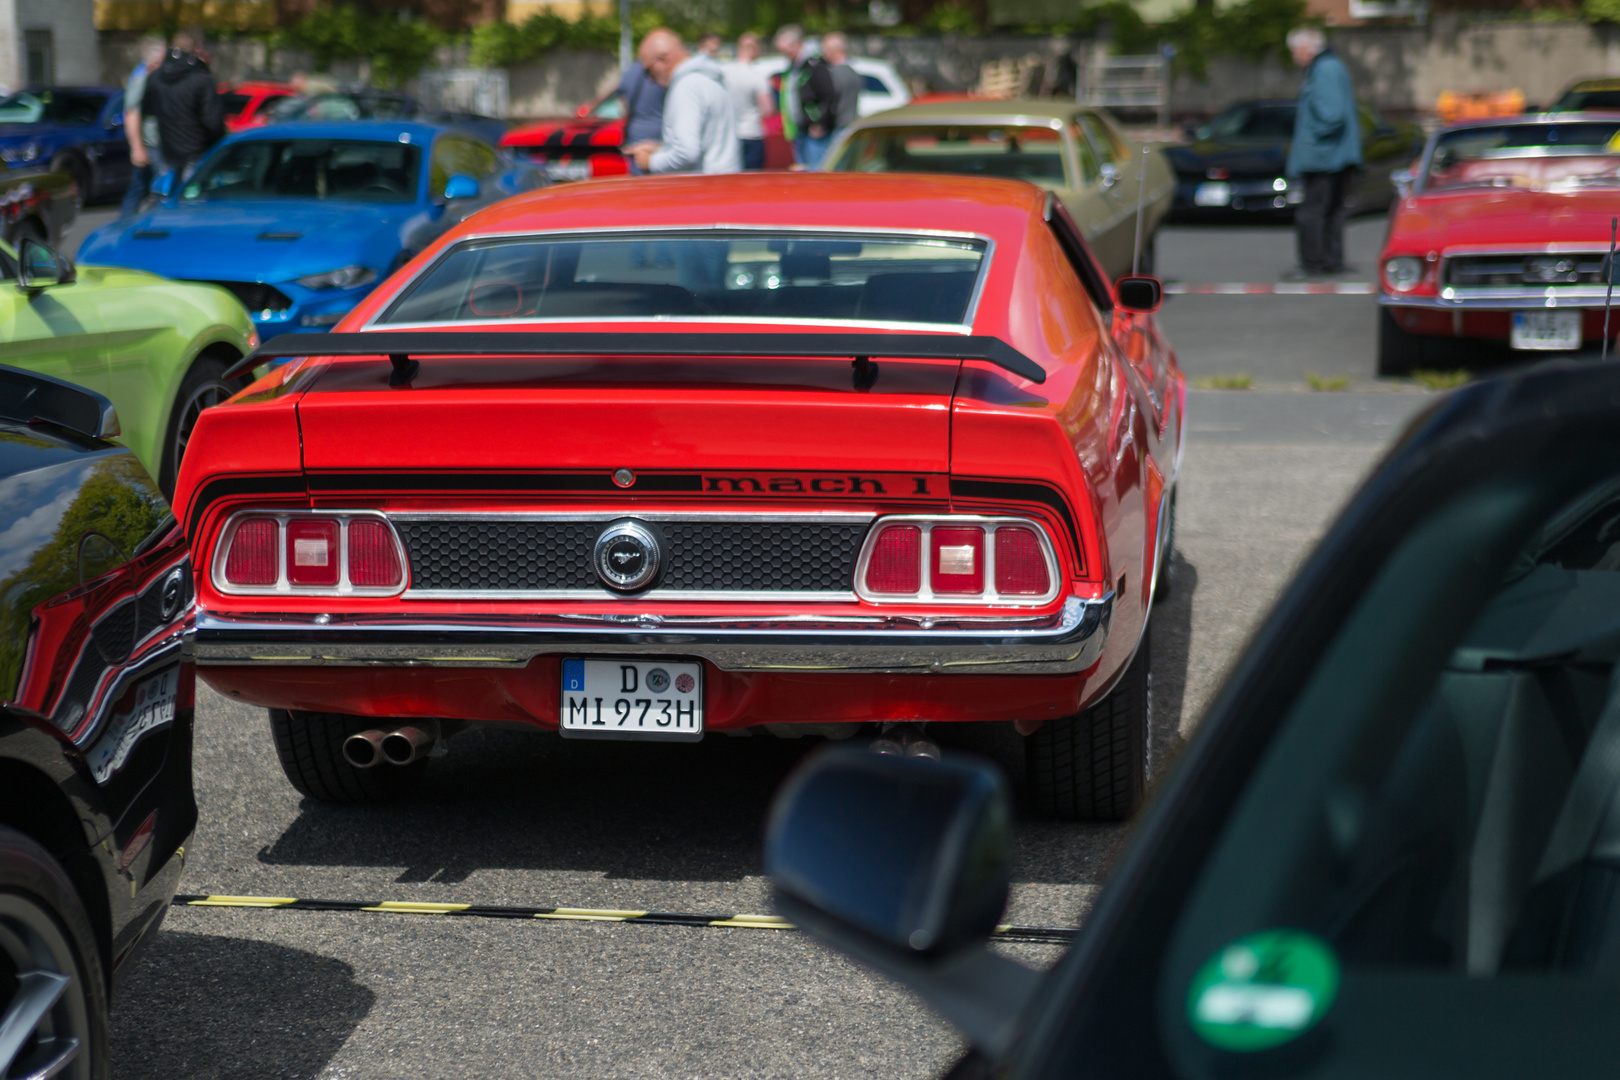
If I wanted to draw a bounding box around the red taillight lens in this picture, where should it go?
[347,519,403,588]
[223,517,277,585]
[930,527,985,594]
[994,527,1050,595]
[864,525,921,594]
[285,518,339,587]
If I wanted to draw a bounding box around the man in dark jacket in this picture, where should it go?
[143,31,225,180]
[1285,26,1362,277]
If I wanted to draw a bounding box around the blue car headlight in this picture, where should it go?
[296,265,377,290]
[1,143,41,164]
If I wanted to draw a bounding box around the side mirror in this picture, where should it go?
[1099,161,1120,188]
[575,102,593,118]
[1391,167,1415,199]
[151,171,176,198]
[443,173,481,201]
[1115,274,1163,314]
[766,745,1039,1059]
[17,237,75,290]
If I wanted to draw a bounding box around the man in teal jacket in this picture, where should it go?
[1285,27,1362,276]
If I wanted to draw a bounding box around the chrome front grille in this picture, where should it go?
[393,515,871,598]
[1446,253,1610,288]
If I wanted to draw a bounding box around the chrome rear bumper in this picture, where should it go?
[192,594,1112,676]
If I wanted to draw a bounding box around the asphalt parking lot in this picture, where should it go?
[97,212,1444,1079]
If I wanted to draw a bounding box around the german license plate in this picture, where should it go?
[560,658,703,741]
[1511,309,1581,351]
[1194,181,1231,207]
[543,160,593,181]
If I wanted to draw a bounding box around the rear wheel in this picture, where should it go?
[269,710,427,803]
[1025,625,1153,821]
[159,355,242,496]
[0,826,108,1080]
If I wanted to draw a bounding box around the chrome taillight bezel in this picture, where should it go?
[211,510,409,597]
[853,515,1062,606]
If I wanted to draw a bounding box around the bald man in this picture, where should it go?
[627,29,742,175]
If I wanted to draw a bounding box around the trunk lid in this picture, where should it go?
[294,354,959,477]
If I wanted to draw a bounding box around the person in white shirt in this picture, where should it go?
[628,29,742,176]
[722,32,775,171]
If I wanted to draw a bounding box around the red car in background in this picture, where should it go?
[500,95,633,180]
[220,80,296,132]
[1378,113,1620,373]
[176,173,1182,823]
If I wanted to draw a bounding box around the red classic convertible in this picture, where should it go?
[175,173,1184,821]
[1378,113,1620,373]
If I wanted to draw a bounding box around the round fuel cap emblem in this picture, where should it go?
[593,521,660,592]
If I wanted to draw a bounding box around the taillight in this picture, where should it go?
[930,527,984,594]
[286,518,339,587]
[222,517,278,585]
[856,516,1059,605]
[348,519,404,587]
[994,527,1050,596]
[213,512,406,595]
[865,525,921,594]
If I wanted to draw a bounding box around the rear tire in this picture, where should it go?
[0,826,109,1080]
[159,355,242,497]
[269,710,427,803]
[1025,626,1152,821]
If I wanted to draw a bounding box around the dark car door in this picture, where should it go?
[1353,104,1418,212]
[88,90,132,195]
[769,360,1620,1079]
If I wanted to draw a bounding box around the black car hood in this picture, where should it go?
[1166,141,1288,178]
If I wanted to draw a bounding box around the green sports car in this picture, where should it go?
[0,235,255,493]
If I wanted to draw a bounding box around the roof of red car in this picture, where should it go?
[460,172,1048,239]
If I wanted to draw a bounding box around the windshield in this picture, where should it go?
[1424,121,1620,192]
[266,93,413,123]
[826,125,1069,188]
[379,231,989,326]
[0,89,105,126]
[180,139,421,203]
[1196,103,1296,142]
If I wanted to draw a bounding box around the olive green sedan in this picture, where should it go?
[0,236,256,494]
[823,99,1175,280]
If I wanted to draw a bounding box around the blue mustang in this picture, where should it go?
[79,120,546,334]
[0,87,131,203]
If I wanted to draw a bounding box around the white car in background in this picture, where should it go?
[754,54,911,118]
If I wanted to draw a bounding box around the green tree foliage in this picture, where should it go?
[274,5,443,87]
[1073,0,1305,78]
[0,447,167,706]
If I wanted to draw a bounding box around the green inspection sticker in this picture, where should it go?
[1186,929,1340,1052]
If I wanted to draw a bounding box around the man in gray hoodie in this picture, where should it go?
[627,29,742,175]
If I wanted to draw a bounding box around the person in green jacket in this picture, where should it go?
[1285,27,1362,277]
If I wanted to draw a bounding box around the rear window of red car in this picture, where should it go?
[376,231,990,327]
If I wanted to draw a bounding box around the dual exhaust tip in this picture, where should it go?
[343,724,435,769]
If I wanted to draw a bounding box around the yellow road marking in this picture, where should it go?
[189,895,298,907]
[534,908,649,921]
[361,901,473,914]
[709,915,795,930]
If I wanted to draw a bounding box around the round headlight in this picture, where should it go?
[1383,256,1423,293]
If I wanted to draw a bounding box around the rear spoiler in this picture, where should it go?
[227,331,1047,387]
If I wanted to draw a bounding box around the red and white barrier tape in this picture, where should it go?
[1165,282,1376,295]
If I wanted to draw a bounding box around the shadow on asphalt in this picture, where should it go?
[253,557,1199,890]
[111,931,374,1080]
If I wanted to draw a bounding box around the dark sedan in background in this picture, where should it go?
[1167,98,1422,220]
[0,365,196,1079]
[261,90,506,147]
[0,87,130,205]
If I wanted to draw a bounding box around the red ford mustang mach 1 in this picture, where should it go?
[175,173,1184,820]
